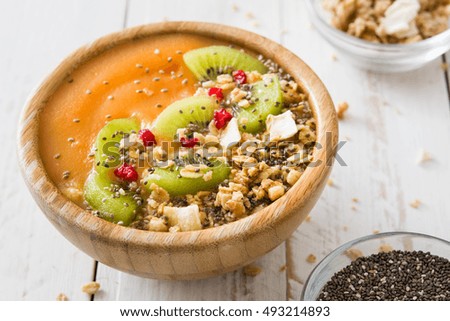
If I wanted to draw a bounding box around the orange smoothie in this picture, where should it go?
[39,34,216,203]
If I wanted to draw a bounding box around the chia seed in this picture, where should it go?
[62,170,70,179]
[318,250,450,301]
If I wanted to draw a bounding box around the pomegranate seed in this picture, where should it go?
[214,108,233,130]
[180,137,199,148]
[232,70,247,84]
[114,163,138,182]
[208,87,224,101]
[138,129,157,147]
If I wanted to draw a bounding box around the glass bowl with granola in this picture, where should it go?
[306,0,450,72]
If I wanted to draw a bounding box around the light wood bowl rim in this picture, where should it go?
[18,21,338,252]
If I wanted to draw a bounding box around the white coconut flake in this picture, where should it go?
[163,204,202,231]
[379,0,420,38]
[220,118,241,149]
[266,110,298,142]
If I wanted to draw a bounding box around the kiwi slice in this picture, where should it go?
[143,161,231,196]
[85,118,140,225]
[84,172,138,225]
[95,118,139,172]
[152,96,217,141]
[237,75,283,133]
[183,46,268,80]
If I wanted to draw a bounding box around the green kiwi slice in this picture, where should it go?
[183,45,268,80]
[152,96,217,141]
[84,172,137,225]
[95,118,139,173]
[85,118,140,225]
[143,161,231,196]
[237,75,283,133]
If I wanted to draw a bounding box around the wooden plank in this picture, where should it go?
[0,0,125,300]
[125,0,281,41]
[94,0,287,301]
[282,0,450,300]
[95,245,286,301]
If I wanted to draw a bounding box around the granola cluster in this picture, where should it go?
[124,59,317,232]
[324,0,450,43]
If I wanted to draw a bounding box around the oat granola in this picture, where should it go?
[324,0,450,44]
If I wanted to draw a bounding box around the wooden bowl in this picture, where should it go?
[18,22,338,280]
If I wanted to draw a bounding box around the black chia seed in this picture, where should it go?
[318,250,450,301]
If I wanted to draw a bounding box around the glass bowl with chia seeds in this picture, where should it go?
[301,232,450,301]
[305,0,450,72]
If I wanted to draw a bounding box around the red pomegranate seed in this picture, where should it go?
[208,87,224,101]
[232,70,247,84]
[114,163,138,182]
[180,137,199,148]
[138,129,157,147]
[214,108,233,130]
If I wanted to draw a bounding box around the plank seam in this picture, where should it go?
[90,261,99,301]
[441,55,450,111]
[123,0,130,29]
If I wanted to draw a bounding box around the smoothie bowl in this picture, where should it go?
[18,22,338,280]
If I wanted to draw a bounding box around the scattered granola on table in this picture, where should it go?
[243,265,262,277]
[82,281,101,295]
[323,0,450,44]
[336,101,349,119]
[379,243,394,252]
[416,149,433,164]
[327,178,334,187]
[345,248,364,260]
[56,293,69,301]
[410,199,422,209]
[306,254,317,263]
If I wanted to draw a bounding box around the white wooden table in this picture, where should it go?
[1,0,449,301]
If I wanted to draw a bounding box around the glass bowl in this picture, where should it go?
[305,0,450,73]
[301,231,450,300]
